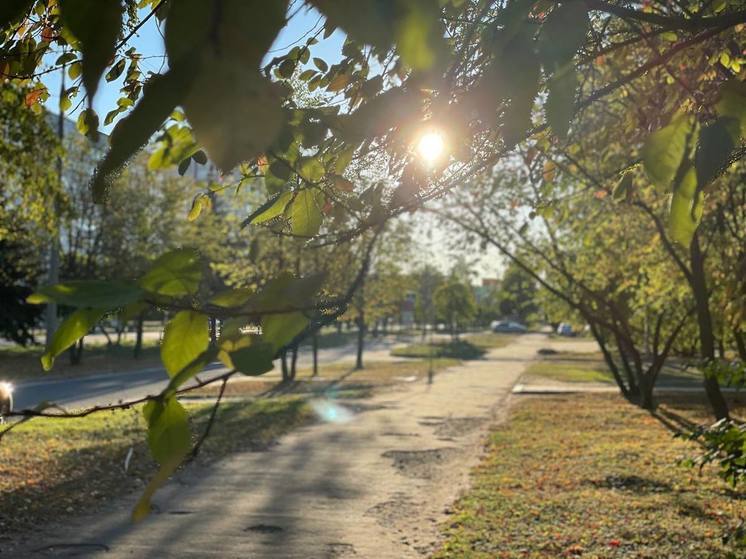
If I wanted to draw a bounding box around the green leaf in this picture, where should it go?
[641,114,694,189]
[164,348,218,396]
[538,2,589,71]
[27,280,143,309]
[716,80,746,138]
[143,397,191,465]
[93,69,188,202]
[132,456,181,522]
[246,191,293,226]
[246,273,325,313]
[229,341,275,375]
[311,0,395,53]
[209,287,254,308]
[59,0,123,103]
[501,31,540,147]
[695,117,737,188]
[184,59,284,172]
[105,58,126,82]
[612,172,634,202]
[287,189,324,237]
[0,0,33,31]
[161,310,210,377]
[394,0,448,70]
[262,311,309,352]
[545,67,577,139]
[313,57,328,72]
[139,249,203,297]
[668,167,702,247]
[76,107,99,139]
[41,308,105,370]
[133,396,192,520]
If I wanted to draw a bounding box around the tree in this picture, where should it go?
[0,84,59,344]
[434,279,477,340]
[3,0,746,521]
[496,262,539,324]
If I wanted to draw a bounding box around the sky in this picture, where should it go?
[38,4,504,282]
[41,3,346,131]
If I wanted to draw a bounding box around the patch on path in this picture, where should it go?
[432,416,484,438]
[326,542,357,557]
[382,447,460,479]
[365,492,420,528]
[30,543,110,556]
[244,523,284,534]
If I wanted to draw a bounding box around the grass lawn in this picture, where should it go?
[524,352,704,386]
[190,358,461,399]
[0,397,311,535]
[434,394,746,559]
[0,338,163,382]
[391,333,516,360]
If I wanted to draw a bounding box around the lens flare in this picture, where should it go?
[309,398,353,424]
[417,131,446,165]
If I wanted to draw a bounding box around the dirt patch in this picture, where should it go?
[365,492,421,528]
[433,417,484,438]
[382,447,461,479]
[244,524,284,534]
[326,542,357,557]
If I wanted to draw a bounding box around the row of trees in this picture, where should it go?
[2,0,743,525]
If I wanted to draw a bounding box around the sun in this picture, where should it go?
[417,130,446,165]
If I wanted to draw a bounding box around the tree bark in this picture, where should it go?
[281,350,289,382]
[290,345,299,380]
[355,313,365,370]
[133,313,144,359]
[734,329,746,361]
[690,233,729,420]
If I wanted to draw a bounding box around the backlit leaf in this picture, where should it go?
[545,67,577,139]
[161,310,210,378]
[641,114,694,189]
[139,249,203,297]
[262,311,310,352]
[695,117,737,188]
[287,189,324,237]
[539,2,589,71]
[41,308,105,370]
[27,280,143,309]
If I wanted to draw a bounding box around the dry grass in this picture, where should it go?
[190,359,461,398]
[0,397,311,535]
[434,393,746,559]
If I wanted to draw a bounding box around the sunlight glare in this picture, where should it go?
[417,130,446,165]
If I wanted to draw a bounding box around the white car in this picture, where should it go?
[491,320,528,333]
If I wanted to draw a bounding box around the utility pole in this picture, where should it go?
[45,65,64,345]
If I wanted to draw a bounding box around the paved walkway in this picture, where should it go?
[14,334,550,558]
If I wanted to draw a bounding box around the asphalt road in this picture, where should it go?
[11,338,408,412]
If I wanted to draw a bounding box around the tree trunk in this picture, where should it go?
[99,324,113,348]
[355,313,365,370]
[281,350,289,382]
[690,233,729,420]
[69,337,84,365]
[133,313,144,359]
[290,345,299,380]
[312,333,319,377]
[734,329,746,361]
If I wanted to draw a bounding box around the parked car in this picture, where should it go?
[491,320,528,333]
[556,322,574,336]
